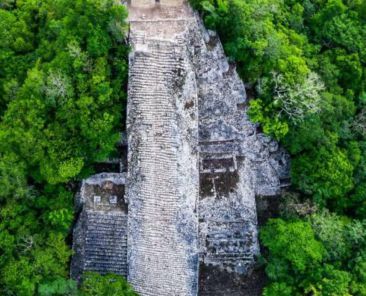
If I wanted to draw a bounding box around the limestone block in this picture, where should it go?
[160,0,184,6]
[130,0,155,8]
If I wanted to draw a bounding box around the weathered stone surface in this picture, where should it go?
[188,17,289,278]
[130,0,184,9]
[127,8,199,296]
[71,173,128,281]
[71,3,289,295]
[126,4,288,295]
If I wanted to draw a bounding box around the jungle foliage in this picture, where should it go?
[0,0,132,295]
[191,0,366,294]
[1,0,366,294]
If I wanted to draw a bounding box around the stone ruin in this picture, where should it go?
[71,173,128,280]
[130,0,184,8]
[71,1,289,295]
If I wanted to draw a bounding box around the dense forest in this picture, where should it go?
[0,0,135,295]
[191,0,366,295]
[1,0,366,295]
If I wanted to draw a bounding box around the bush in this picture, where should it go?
[80,273,137,296]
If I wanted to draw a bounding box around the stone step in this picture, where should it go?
[79,209,128,276]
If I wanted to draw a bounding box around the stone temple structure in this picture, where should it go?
[71,173,128,279]
[71,1,289,295]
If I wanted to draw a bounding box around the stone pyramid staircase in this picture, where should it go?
[127,16,199,296]
[71,210,128,279]
[82,211,128,276]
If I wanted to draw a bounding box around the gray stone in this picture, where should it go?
[71,3,289,295]
[70,173,128,281]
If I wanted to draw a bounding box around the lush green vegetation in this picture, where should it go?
[79,272,138,296]
[261,207,366,295]
[2,0,366,294]
[191,0,366,294]
[37,272,137,296]
[0,0,132,295]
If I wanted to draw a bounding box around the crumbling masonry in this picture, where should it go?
[71,2,289,295]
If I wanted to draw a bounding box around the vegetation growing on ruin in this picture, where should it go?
[0,0,132,294]
[191,0,366,294]
[1,0,366,294]
[79,272,138,296]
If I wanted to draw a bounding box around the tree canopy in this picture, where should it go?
[0,0,132,295]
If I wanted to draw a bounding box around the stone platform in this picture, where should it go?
[71,3,289,295]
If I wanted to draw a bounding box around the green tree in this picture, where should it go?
[0,0,129,294]
[191,0,366,294]
[80,273,137,296]
[260,219,324,279]
[291,145,354,208]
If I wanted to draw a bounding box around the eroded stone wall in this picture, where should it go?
[188,19,289,277]
[127,5,288,295]
[71,173,128,280]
